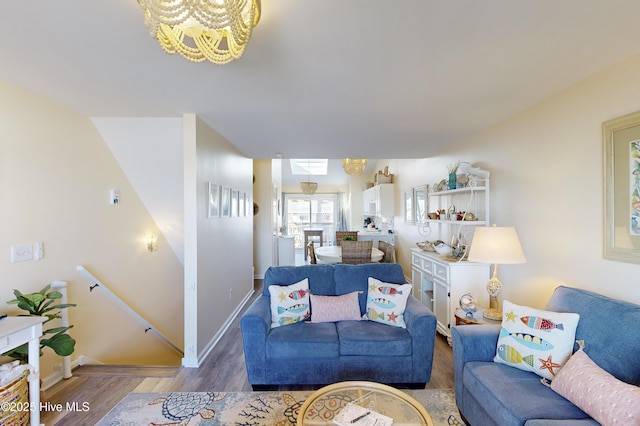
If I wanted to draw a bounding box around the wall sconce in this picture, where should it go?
[146,234,158,253]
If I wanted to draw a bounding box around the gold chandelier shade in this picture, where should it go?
[137,0,261,64]
[300,181,318,195]
[341,158,367,176]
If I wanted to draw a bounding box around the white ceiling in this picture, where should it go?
[3,1,640,164]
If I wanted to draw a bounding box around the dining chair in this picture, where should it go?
[340,240,372,264]
[335,231,359,246]
[377,240,396,263]
[307,241,317,264]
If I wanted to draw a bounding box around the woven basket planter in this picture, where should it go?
[0,371,30,426]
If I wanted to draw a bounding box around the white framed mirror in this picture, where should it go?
[404,189,414,224]
[414,185,427,224]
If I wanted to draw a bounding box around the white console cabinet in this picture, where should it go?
[411,248,489,340]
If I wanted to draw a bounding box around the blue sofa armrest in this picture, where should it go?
[404,295,437,383]
[452,324,501,407]
[240,295,271,384]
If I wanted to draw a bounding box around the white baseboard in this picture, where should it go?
[184,289,255,368]
[41,354,101,390]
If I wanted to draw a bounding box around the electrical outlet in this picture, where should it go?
[11,245,33,263]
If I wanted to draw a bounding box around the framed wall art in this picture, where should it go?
[239,193,246,217]
[603,110,640,263]
[221,186,231,217]
[207,182,220,218]
[231,190,239,217]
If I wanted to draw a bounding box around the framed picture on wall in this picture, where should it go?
[603,109,640,263]
[221,186,231,217]
[207,182,220,218]
[231,190,239,217]
[239,193,246,217]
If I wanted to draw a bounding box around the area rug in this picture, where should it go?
[96,389,464,426]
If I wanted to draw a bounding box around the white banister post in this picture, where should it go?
[51,281,72,379]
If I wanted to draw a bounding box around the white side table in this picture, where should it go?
[0,316,45,426]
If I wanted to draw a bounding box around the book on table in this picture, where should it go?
[332,402,393,426]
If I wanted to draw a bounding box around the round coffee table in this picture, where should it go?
[297,381,434,426]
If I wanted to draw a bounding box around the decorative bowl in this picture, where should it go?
[416,242,435,252]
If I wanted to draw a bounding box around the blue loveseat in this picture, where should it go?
[453,286,640,425]
[240,263,437,390]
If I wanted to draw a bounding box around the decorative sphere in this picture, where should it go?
[459,293,478,317]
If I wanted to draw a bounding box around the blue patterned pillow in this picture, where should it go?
[268,278,310,328]
[494,300,580,380]
[365,277,412,328]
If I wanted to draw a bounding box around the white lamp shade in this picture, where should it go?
[467,226,526,264]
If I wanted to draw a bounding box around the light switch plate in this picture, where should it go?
[11,245,34,263]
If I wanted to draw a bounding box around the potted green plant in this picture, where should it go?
[2,284,76,362]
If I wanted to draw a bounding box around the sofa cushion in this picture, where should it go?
[334,263,406,313]
[365,278,412,328]
[310,292,362,323]
[269,278,311,328]
[495,300,579,380]
[545,286,640,386]
[464,361,590,424]
[263,264,336,296]
[336,320,412,356]
[551,349,640,425]
[266,322,339,358]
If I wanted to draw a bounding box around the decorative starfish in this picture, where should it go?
[387,311,398,323]
[504,310,517,322]
[539,355,561,376]
[279,292,287,302]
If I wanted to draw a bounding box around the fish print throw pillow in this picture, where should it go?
[269,278,310,328]
[494,300,580,380]
[365,277,412,328]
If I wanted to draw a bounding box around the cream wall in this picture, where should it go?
[390,51,640,309]
[253,159,281,279]
[183,115,254,366]
[0,82,184,380]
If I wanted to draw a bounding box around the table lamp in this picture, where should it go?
[467,225,526,320]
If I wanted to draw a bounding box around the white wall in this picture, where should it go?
[253,159,277,279]
[183,115,254,366]
[0,82,184,379]
[389,51,640,309]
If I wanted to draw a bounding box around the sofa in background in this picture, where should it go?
[453,286,640,425]
[240,263,437,390]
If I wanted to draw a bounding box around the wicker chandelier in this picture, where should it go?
[299,159,318,195]
[137,0,261,64]
[341,158,367,176]
[300,181,318,195]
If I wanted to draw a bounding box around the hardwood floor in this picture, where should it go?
[41,281,454,425]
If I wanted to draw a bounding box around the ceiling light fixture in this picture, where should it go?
[341,158,367,176]
[136,0,261,64]
[300,159,318,195]
[300,181,318,195]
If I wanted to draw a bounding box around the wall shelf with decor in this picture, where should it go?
[425,165,490,248]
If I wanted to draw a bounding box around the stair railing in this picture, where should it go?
[76,265,184,356]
